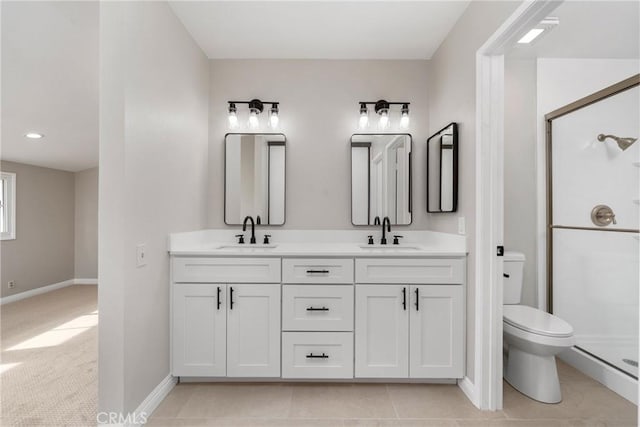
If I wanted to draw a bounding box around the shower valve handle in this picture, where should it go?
[591,205,617,227]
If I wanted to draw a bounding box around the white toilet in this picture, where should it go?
[503,251,575,403]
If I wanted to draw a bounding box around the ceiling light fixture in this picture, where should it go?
[517,17,559,44]
[357,100,410,131]
[227,99,280,130]
[25,132,44,139]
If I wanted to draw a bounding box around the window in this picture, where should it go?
[1,172,16,240]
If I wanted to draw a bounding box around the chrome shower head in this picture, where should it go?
[597,134,637,151]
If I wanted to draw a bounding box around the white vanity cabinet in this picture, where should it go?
[171,257,281,378]
[172,283,227,377]
[170,251,465,381]
[354,258,465,379]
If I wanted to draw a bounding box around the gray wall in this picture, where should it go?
[426,0,522,382]
[74,167,98,279]
[504,58,537,308]
[99,1,209,414]
[0,160,75,297]
[207,59,430,229]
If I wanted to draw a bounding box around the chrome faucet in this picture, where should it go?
[242,215,256,244]
[380,216,391,245]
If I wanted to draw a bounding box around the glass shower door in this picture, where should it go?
[549,82,639,378]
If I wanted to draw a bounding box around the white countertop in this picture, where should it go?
[169,229,467,257]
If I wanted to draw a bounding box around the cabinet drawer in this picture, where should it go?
[282,258,353,284]
[282,332,354,379]
[355,258,464,284]
[282,285,354,331]
[173,257,281,283]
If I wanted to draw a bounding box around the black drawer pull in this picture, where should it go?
[306,269,330,274]
[306,353,329,359]
[415,287,419,311]
[402,287,407,311]
[306,306,329,311]
[229,286,234,310]
[217,286,221,310]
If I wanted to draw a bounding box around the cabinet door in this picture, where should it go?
[355,285,409,378]
[172,284,226,377]
[409,285,463,378]
[227,284,281,377]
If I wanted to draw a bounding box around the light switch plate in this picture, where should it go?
[458,217,466,235]
[136,244,147,267]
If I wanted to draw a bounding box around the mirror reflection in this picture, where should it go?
[427,123,458,213]
[351,134,412,225]
[225,133,286,225]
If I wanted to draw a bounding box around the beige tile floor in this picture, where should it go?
[149,362,638,427]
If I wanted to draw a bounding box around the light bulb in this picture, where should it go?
[378,110,389,130]
[269,104,279,128]
[358,103,369,129]
[359,113,369,129]
[248,109,259,129]
[400,104,410,129]
[227,103,238,129]
[228,111,238,129]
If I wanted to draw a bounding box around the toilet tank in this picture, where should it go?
[503,251,525,304]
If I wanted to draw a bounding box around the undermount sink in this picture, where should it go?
[216,244,278,250]
[358,244,421,251]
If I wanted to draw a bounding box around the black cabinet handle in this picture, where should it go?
[306,306,329,311]
[306,269,330,274]
[229,286,234,310]
[402,287,407,310]
[503,273,510,278]
[306,353,329,359]
[415,287,419,311]
[217,286,221,310]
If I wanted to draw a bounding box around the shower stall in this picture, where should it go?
[546,74,639,402]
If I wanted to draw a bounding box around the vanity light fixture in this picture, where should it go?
[357,100,410,131]
[227,99,280,130]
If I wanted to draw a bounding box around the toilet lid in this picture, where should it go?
[503,305,573,338]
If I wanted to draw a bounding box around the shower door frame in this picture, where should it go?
[544,73,640,313]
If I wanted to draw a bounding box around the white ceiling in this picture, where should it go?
[1,1,99,172]
[508,1,640,59]
[168,1,471,59]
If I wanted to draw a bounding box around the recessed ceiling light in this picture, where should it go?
[517,17,559,44]
[518,28,545,44]
[24,132,44,139]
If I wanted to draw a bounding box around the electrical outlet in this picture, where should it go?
[7,280,15,289]
[458,217,466,235]
[136,244,147,268]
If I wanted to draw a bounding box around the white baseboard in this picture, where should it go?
[126,374,177,426]
[0,278,98,305]
[1,279,74,305]
[458,376,480,408]
[74,278,98,285]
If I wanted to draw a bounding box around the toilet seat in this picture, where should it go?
[503,305,573,338]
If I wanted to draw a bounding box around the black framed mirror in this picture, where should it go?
[427,123,458,213]
[351,134,412,225]
[224,133,286,225]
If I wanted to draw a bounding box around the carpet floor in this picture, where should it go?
[1,285,98,426]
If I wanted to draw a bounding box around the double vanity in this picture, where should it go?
[169,230,466,382]
[170,128,465,382]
